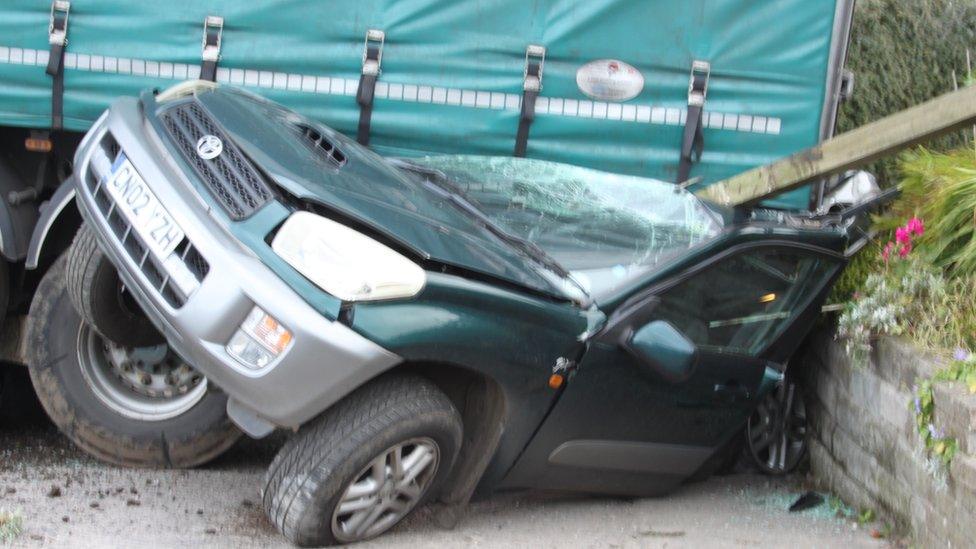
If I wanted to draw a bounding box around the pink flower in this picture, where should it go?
[907,217,925,236]
[895,226,912,244]
[882,241,895,262]
[899,243,912,258]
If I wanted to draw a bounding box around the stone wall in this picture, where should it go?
[800,331,976,547]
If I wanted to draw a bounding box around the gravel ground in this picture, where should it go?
[0,368,891,548]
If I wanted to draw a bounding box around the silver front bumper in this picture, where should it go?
[72,98,401,429]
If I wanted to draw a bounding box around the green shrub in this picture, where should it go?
[837,0,976,184]
[838,254,976,358]
[837,256,946,363]
[886,148,976,276]
[828,239,881,304]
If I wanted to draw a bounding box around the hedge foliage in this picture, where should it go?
[836,0,976,184]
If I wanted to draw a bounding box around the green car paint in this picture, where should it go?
[352,272,602,481]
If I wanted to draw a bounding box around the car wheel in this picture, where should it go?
[26,255,241,468]
[65,224,164,347]
[746,375,807,475]
[262,374,462,546]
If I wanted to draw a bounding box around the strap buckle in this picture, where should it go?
[839,69,855,102]
[48,1,70,47]
[201,15,224,63]
[523,45,546,92]
[688,60,710,107]
[361,29,385,77]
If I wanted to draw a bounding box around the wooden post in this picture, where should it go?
[696,85,976,208]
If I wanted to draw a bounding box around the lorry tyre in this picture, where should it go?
[27,254,240,468]
[65,224,164,347]
[0,259,8,332]
[262,374,462,546]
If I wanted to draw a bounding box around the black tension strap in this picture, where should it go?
[46,1,70,131]
[356,29,385,146]
[200,15,223,82]
[514,45,545,158]
[677,60,711,184]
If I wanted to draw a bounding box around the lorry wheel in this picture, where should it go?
[27,255,241,468]
[262,374,462,546]
[66,224,163,347]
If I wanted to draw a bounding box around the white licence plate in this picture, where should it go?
[104,154,185,259]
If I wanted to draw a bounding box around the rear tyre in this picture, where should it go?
[746,375,807,475]
[262,374,462,546]
[66,224,163,347]
[27,255,241,468]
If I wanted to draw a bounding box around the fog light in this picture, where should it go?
[226,307,292,370]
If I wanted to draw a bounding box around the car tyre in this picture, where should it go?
[27,254,241,468]
[66,224,164,347]
[262,374,462,546]
[745,374,807,475]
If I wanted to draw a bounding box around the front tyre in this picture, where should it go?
[262,374,462,546]
[26,255,241,468]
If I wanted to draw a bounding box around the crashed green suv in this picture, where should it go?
[72,84,855,545]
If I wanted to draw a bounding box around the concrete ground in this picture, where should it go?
[0,369,891,548]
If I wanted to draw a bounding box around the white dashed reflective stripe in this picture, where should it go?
[0,45,782,135]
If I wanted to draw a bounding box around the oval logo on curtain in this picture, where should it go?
[576,59,644,102]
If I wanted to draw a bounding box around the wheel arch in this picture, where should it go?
[392,361,508,508]
[25,178,79,271]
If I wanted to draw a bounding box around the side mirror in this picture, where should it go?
[625,320,698,382]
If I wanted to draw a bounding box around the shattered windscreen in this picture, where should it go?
[403,156,724,298]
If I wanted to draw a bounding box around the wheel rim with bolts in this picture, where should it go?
[746,379,807,474]
[331,437,440,543]
[76,323,207,422]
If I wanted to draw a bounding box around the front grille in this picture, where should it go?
[159,101,273,220]
[82,132,210,308]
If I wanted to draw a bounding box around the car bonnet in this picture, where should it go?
[174,88,580,300]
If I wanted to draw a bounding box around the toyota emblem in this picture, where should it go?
[196,134,223,160]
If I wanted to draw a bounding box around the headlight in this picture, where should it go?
[271,211,426,301]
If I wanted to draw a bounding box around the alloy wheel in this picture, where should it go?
[331,437,440,543]
[746,378,807,474]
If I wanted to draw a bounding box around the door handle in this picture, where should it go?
[713,382,750,402]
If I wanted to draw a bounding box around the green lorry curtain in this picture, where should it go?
[0,1,850,210]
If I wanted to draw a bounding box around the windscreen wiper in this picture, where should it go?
[423,178,573,280]
[392,160,573,280]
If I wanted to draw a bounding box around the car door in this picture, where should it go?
[501,244,842,495]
